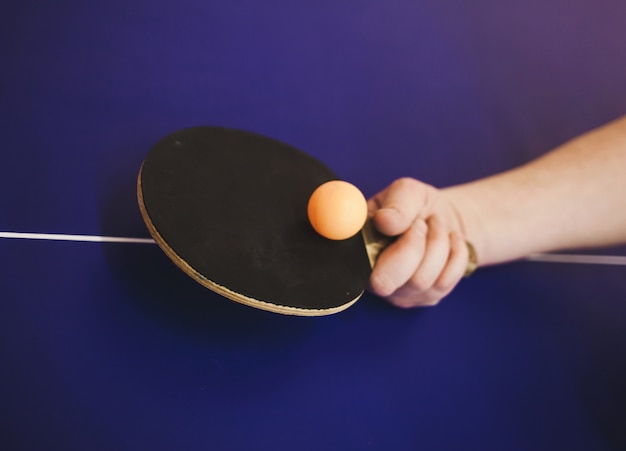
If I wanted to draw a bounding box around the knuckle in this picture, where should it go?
[432,278,449,293]
[408,271,433,292]
[421,297,442,307]
[433,273,456,292]
[390,294,441,308]
[390,177,429,198]
[430,264,462,298]
[369,273,397,297]
[392,177,419,191]
[389,298,418,309]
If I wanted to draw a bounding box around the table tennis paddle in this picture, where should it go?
[137,126,388,316]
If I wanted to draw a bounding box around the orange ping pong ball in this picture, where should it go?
[307,180,368,240]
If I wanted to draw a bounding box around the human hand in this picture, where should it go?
[367,178,472,308]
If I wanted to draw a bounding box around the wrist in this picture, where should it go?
[441,184,490,268]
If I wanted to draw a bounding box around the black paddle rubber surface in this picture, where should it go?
[138,127,372,315]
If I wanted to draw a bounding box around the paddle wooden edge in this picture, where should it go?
[136,163,361,316]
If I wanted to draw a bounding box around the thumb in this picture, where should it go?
[368,178,433,236]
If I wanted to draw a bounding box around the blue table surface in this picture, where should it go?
[2,1,625,450]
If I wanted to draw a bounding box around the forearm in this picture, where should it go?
[443,115,626,266]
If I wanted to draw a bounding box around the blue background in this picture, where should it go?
[2,1,625,449]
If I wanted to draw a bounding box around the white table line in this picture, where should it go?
[525,253,626,266]
[0,231,155,244]
[2,231,626,266]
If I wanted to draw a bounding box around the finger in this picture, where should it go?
[389,231,469,308]
[368,218,428,297]
[434,231,469,292]
[369,178,434,236]
[405,231,468,307]
[387,216,450,306]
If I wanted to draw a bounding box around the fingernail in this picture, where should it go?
[374,207,401,224]
[377,207,399,216]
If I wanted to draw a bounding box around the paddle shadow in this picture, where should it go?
[98,157,317,347]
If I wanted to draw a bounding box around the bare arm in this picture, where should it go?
[444,115,626,266]
[368,115,626,307]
